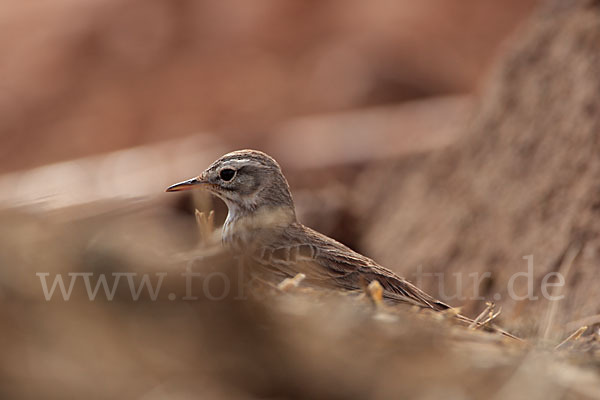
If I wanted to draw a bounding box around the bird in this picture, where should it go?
[165,149,452,311]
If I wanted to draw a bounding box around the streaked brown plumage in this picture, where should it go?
[166,149,450,311]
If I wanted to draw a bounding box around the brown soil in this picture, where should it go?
[357,0,600,336]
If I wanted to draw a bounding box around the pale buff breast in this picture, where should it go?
[222,206,296,253]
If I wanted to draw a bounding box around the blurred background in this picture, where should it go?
[4,0,600,398]
[1,0,536,173]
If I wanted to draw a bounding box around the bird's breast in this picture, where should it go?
[221,206,295,253]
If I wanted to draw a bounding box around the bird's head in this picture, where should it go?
[166,150,296,219]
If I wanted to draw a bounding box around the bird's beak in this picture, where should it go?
[165,177,208,192]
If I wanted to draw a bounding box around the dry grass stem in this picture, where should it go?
[469,302,495,329]
[540,242,582,340]
[555,326,588,351]
[479,307,502,327]
[195,209,215,246]
[366,280,384,307]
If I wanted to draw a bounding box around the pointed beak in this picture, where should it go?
[165,177,208,192]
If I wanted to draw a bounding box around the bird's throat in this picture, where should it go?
[222,205,296,251]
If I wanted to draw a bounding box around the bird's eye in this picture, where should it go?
[219,168,236,181]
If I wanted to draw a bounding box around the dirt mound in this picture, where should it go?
[3,205,599,398]
[357,0,600,336]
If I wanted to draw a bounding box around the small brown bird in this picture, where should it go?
[166,149,450,310]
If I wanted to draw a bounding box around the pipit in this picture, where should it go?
[166,149,452,311]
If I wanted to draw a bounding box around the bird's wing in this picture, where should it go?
[248,223,450,311]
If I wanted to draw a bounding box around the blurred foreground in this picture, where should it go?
[1,203,600,399]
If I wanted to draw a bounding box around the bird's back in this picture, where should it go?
[246,222,450,311]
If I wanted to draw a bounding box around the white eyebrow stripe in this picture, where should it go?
[223,159,262,168]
